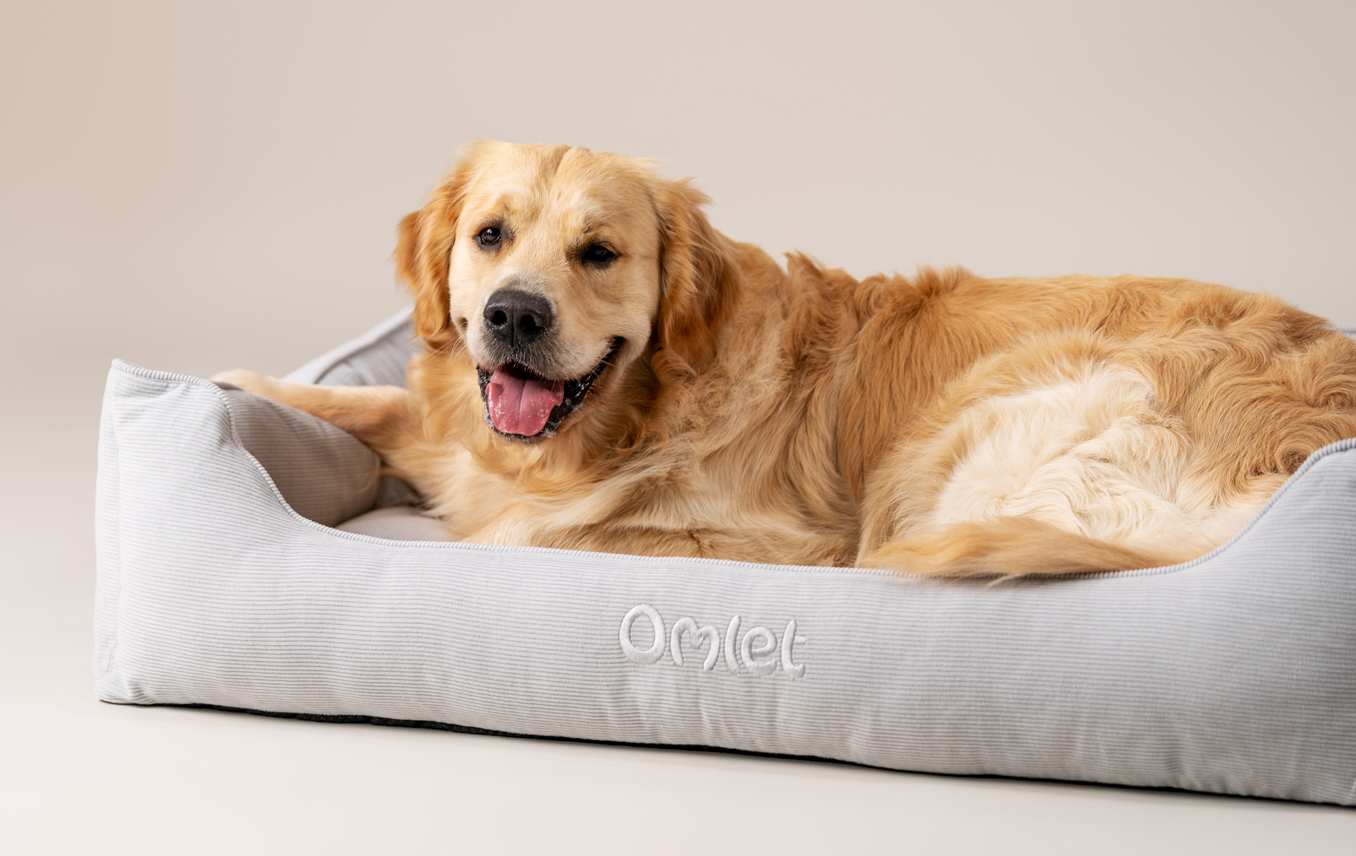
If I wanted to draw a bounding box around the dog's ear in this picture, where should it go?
[396,144,490,349]
[653,178,737,371]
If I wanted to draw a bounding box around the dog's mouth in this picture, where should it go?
[476,338,624,441]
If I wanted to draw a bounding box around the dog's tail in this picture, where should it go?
[862,517,1194,580]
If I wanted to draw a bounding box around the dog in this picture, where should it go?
[217,141,1356,577]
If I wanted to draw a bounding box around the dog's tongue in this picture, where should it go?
[487,368,565,436]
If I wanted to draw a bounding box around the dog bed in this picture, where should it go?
[94,310,1356,805]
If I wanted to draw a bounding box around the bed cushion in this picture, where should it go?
[93,311,1356,805]
[337,506,452,541]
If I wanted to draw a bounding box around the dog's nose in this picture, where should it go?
[483,289,554,347]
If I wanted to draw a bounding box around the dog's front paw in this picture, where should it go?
[210,369,280,398]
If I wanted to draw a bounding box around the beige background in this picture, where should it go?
[2,1,1353,852]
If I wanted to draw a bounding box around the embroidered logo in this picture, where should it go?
[619,603,806,679]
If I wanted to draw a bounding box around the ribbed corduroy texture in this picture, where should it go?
[284,308,417,388]
[94,317,1356,805]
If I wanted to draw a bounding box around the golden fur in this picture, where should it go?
[219,141,1356,577]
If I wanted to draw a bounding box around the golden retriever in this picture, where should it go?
[218,141,1356,577]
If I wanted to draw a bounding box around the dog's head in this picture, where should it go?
[397,141,732,443]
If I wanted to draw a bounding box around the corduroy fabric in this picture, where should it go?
[284,308,417,388]
[93,319,1356,805]
[219,388,380,527]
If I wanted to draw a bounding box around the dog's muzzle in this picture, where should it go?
[477,337,624,441]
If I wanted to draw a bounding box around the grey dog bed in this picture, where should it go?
[94,311,1356,805]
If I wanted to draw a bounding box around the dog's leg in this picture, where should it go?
[528,525,712,559]
[529,524,855,566]
[859,517,1190,579]
[211,369,414,454]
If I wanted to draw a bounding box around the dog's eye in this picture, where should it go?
[476,227,502,248]
[581,244,616,264]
